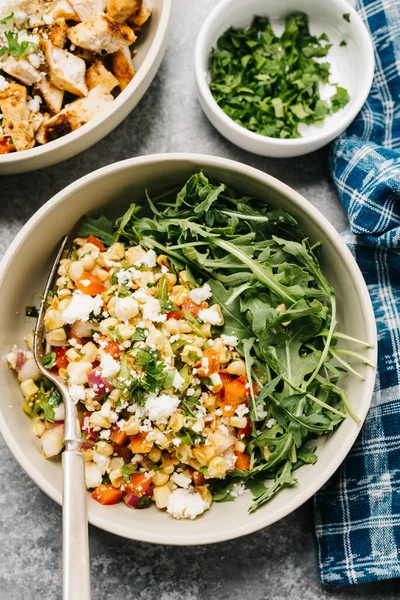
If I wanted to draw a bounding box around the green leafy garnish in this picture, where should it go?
[0,31,37,58]
[208,13,350,139]
[121,463,138,481]
[78,214,115,246]
[0,13,14,25]
[43,352,56,369]
[343,13,351,22]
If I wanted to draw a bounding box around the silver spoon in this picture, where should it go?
[33,236,91,600]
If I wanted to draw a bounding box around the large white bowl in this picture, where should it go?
[0,1,172,175]
[0,154,377,544]
[194,0,374,157]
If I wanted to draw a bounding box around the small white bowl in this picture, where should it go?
[194,0,374,157]
[0,154,376,545]
[0,0,172,175]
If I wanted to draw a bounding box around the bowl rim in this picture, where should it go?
[0,153,377,545]
[0,0,173,166]
[194,0,375,148]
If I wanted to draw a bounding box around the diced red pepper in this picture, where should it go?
[182,298,208,318]
[0,137,15,154]
[126,473,153,497]
[219,376,248,417]
[103,341,122,359]
[76,272,104,296]
[234,451,251,471]
[167,310,183,320]
[92,484,124,505]
[109,424,128,446]
[55,347,69,370]
[197,348,219,376]
[128,432,153,453]
[87,235,106,252]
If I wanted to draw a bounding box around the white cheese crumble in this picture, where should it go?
[99,354,120,379]
[171,472,192,489]
[266,417,277,428]
[221,334,239,347]
[132,288,152,303]
[0,74,9,91]
[27,94,41,113]
[61,291,102,324]
[142,297,166,323]
[68,384,86,404]
[190,283,212,305]
[99,429,111,440]
[172,370,185,390]
[114,296,138,322]
[85,463,102,489]
[166,489,209,520]
[145,393,180,424]
[198,306,223,326]
[134,249,157,268]
[235,404,249,418]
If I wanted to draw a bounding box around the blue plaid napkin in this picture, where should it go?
[314,0,400,585]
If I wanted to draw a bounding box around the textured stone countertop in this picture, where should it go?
[0,1,398,599]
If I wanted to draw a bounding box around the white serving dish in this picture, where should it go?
[0,154,376,544]
[194,0,374,157]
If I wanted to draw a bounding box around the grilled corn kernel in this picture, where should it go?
[57,288,72,299]
[196,485,212,506]
[109,457,124,471]
[109,469,123,488]
[25,330,34,351]
[81,342,98,363]
[263,447,271,461]
[106,242,125,261]
[65,348,81,362]
[161,451,176,474]
[46,328,67,343]
[68,260,84,282]
[99,317,118,336]
[178,320,193,333]
[109,389,121,403]
[235,440,246,453]
[115,323,136,341]
[93,267,109,282]
[44,309,64,331]
[192,445,215,466]
[208,456,227,478]
[81,254,96,271]
[153,484,172,509]
[146,330,173,356]
[20,379,39,398]
[206,373,223,393]
[77,242,100,258]
[125,245,146,266]
[66,361,92,385]
[230,416,248,429]
[200,323,212,338]
[170,285,190,306]
[181,345,203,366]
[95,441,114,456]
[201,392,216,410]
[152,428,169,449]
[152,469,170,487]
[179,270,190,284]
[226,360,246,376]
[148,447,162,463]
[89,413,111,429]
[32,419,46,437]
[123,416,140,435]
[82,448,94,462]
[57,298,71,313]
[163,319,180,335]
[169,411,185,432]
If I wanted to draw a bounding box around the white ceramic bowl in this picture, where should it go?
[0,1,172,175]
[0,154,376,544]
[194,0,374,157]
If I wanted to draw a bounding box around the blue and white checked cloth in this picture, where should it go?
[314,0,400,585]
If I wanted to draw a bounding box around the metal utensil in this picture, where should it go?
[33,237,91,600]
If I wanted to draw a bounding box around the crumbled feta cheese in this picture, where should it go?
[99,354,120,379]
[230,483,246,498]
[221,334,239,347]
[142,297,166,322]
[190,283,212,305]
[145,393,180,424]
[27,95,42,113]
[28,53,42,68]
[0,75,9,92]
[53,402,65,421]
[68,384,86,404]
[166,489,209,520]
[99,429,110,440]
[134,249,157,268]
[132,288,152,303]
[235,404,249,418]
[171,472,192,489]
[100,400,112,417]
[161,265,168,274]
[198,306,223,326]
[186,387,195,396]
[266,418,277,428]
[43,14,53,25]
[79,279,91,287]
[169,334,180,343]
[93,452,110,474]
[172,370,185,390]
[192,421,203,434]
[114,296,138,322]
[85,462,102,489]
[172,437,181,446]
[61,291,102,324]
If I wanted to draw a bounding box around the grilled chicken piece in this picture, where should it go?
[49,18,69,49]
[111,47,135,90]
[41,40,88,97]
[106,0,141,23]
[42,86,113,142]
[68,16,136,55]
[128,4,151,29]
[86,61,119,93]
[0,56,41,86]
[52,0,79,21]
[0,83,35,151]
[34,75,64,114]
[69,0,106,22]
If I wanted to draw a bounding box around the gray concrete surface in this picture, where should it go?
[0,1,398,599]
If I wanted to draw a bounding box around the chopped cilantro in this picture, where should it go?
[130,327,148,342]
[121,463,138,481]
[138,496,152,508]
[0,13,14,25]
[340,40,347,47]
[343,13,351,22]
[43,352,56,369]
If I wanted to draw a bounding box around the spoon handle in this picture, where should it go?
[62,445,91,600]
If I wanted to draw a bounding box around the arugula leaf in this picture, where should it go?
[78,214,115,246]
[43,352,56,369]
[343,13,351,22]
